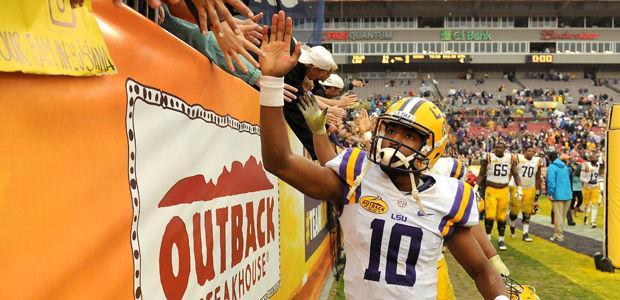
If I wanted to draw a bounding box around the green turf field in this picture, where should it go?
[537,195,604,227]
[447,229,620,300]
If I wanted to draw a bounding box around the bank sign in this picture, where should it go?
[440,30,492,41]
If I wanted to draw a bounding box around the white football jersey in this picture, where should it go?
[485,152,514,185]
[326,148,479,300]
[580,161,600,188]
[516,154,541,188]
[430,157,467,181]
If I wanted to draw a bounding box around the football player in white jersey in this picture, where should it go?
[580,152,603,228]
[255,12,507,299]
[475,142,523,251]
[508,145,542,242]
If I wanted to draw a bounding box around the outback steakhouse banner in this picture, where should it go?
[126,80,279,299]
[0,1,334,299]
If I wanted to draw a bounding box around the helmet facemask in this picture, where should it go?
[368,117,434,174]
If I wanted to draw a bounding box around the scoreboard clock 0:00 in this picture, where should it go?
[526,54,554,63]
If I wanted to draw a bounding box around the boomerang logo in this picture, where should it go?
[417,210,435,217]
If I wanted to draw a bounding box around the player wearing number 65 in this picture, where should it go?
[475,142,523,251]
[257,11,507,299]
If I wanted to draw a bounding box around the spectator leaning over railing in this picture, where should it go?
[283,46,335,159]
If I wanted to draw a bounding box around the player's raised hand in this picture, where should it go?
[259,11,301,77]
[298,93,328,135]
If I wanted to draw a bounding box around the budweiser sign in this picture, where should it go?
[540,30,599,40]
[126,79,280,300]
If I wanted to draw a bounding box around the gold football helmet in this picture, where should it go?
[504,275,540,300]
[368,97,448,173]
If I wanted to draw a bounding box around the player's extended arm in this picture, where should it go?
[258,11,343,203]
[579,164,588,186]
[473,224,510,276]
[535,163,542,192]
[447,227,508,300]
[510,159,522,187]
[474,224,497,257]
[475,159,488,188]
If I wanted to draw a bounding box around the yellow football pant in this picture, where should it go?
[436,256,456,300]
[510,186,536,216]
[485,186,509,222]
[583,186,600,207]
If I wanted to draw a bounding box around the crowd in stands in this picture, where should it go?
[325,79,612,172]
[524,71,575,81]
[118,0,614,173]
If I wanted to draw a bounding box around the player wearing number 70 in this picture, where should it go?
[257,11,507,299]
[475,142,522,251]
[508,145,543,242]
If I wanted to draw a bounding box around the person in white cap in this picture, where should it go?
[314,74,359,116]
[283,45,336,160]
[298,46,336,80]
[320,74,345,99]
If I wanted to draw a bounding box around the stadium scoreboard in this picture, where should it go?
[349,54,472,64]
[526,54,554,64]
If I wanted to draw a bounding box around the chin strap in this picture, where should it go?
[410,173,427,215]
[346,161,373,201]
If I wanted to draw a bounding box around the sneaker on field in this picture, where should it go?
[523,233,533,242]
[498,240,507,251]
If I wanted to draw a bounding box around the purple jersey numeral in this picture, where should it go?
[363,218,424,286]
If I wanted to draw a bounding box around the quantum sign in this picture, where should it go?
[324,31,393,41]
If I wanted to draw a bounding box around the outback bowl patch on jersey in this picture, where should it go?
[359,196,389,214]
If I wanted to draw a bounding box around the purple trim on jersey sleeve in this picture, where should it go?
[438,180,465,234]
[458,163,466,179]
[352,151,367,202]
[449,158,459,178]
[456,190,475,226]
[339,148,353,178]
[339,148,353,199]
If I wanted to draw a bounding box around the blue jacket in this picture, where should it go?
[546,158,573,201]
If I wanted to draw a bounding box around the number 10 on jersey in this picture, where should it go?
[364,218,424,286]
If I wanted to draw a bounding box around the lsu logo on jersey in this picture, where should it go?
[360,196,389,214]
